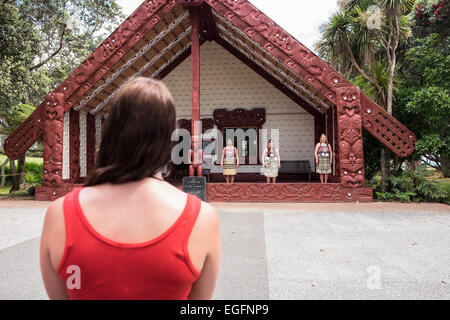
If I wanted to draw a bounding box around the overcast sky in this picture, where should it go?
[115,0,339,52]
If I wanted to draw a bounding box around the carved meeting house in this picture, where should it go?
[3,0,416,202]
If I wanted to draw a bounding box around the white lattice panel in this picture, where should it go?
[62,111,70,180]
[164,41,315,166]
[95,115,102,149]
[79,111,87,178]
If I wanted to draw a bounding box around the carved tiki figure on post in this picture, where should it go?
[43,93,65,187]
[336,86,365,188]
[189,126,204,177]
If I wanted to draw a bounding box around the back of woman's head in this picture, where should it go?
[86,77,176,186]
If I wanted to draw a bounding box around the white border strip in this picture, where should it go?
[95,115,102,149]
[79,111,87,178]
[62,111,70,180]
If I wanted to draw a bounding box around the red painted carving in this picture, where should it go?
[69,109,80,183]
[177,119,191,132]
[360,93,416,157]
[3,105,44,160]
[336,86,365,188]
[206,183,372,202]
[177,118,215,133]
[177,0,203,6]
[189,7,203,178]
[189,136,204,177]
[43,93,65,188]
[213,108,265,128]
[35,184,81,201]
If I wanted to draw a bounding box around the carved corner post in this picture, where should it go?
[336,85,365,188]
[38,93,65,200]
[189,5,203,177]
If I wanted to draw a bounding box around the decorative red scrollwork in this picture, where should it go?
[177,118,215,133]
[206,183,373,202]
[3,105,44,160]
[176,0,203,6]
[336,86,365,189]
[213,108,265,128]
[43,93,65,188]
[360,92,416,157]
[35,184,81,201]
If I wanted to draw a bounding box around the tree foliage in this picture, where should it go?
[395,2,450,176]
[0,0,124,125]
[0,0,124,191]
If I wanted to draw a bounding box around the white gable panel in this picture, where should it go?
[163,41,315,165]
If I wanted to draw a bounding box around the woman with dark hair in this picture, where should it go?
[40,77,221,300]
[262,139,281,184]
[315,133,333,184]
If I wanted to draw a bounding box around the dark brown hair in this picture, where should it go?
[85,77,176,186]
[267,139,273,152]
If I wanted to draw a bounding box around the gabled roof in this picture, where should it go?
[4,0,416,160]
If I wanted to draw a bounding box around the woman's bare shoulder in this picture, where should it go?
[194,200,220,234]
[42,196,66,248]
[45,196,65,224]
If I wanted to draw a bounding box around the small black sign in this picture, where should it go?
[182,176,206,201]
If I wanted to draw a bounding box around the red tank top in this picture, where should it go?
[57,187,202,300]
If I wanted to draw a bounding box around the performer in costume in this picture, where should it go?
[262,139,281,184]
[220,139,239,184]
[314,133,333,184]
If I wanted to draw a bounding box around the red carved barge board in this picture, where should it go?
[207,183,373,203]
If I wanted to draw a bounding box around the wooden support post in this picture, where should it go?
[189,7,203,176]
[336,85,365,188]
[35,93,66,200]
[42,93,64,188]
[191,7,200,136]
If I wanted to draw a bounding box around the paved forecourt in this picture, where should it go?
[0,200,448,299]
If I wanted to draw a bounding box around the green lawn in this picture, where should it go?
[0,154,42,198]
[0,186,32,198]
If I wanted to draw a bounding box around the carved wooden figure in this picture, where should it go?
[336,86,365,189]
